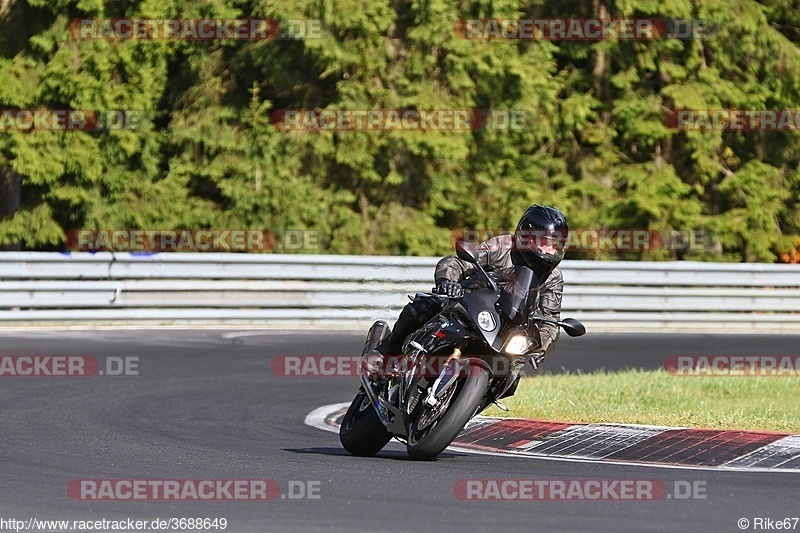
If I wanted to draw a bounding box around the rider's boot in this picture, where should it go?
[377,295,442,355]
[363,296,444,379]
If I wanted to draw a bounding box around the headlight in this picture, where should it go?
[477,311,497,331]
[503,334,531,355]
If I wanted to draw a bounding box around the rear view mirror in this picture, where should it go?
[559,318,586,337]
[456,241,479,264]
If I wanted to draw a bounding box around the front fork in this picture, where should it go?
[422,348,465,409]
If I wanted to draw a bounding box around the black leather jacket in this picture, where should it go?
[434,235,563,356]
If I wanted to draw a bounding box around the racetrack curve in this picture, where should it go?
[0,329,798,533]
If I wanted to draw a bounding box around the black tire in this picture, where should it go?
[339,391,392,456]
[406,362,489,460]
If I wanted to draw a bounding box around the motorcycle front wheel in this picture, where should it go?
[406,362,489,460]
[339,390,392,456]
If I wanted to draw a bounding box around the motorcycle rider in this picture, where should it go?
[364,204,568,380]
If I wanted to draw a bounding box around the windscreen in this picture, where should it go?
[494,266,536,321]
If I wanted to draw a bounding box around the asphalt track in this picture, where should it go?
[0,329,798,533]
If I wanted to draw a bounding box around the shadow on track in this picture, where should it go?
[283,447,468,461]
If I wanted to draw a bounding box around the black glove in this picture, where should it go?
[434,280,464,298]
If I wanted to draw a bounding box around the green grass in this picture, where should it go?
[483,369,800,432]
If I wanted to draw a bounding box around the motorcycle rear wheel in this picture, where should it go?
[406,362,489,460]
[339,390,392,456]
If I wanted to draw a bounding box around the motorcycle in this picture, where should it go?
[339,241,586,460]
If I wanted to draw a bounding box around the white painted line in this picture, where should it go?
[304,402,351,434]
[221,329,365,339]
[0,325,368,333]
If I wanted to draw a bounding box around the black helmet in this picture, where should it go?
[511,205,568,278]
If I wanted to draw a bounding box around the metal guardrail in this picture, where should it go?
[0,252,799,331]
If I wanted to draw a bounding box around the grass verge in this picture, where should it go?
[482,369,800,433]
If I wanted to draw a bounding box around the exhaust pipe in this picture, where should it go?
[363,320,391,356]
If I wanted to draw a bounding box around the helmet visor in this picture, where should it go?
[515,229,567,260]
